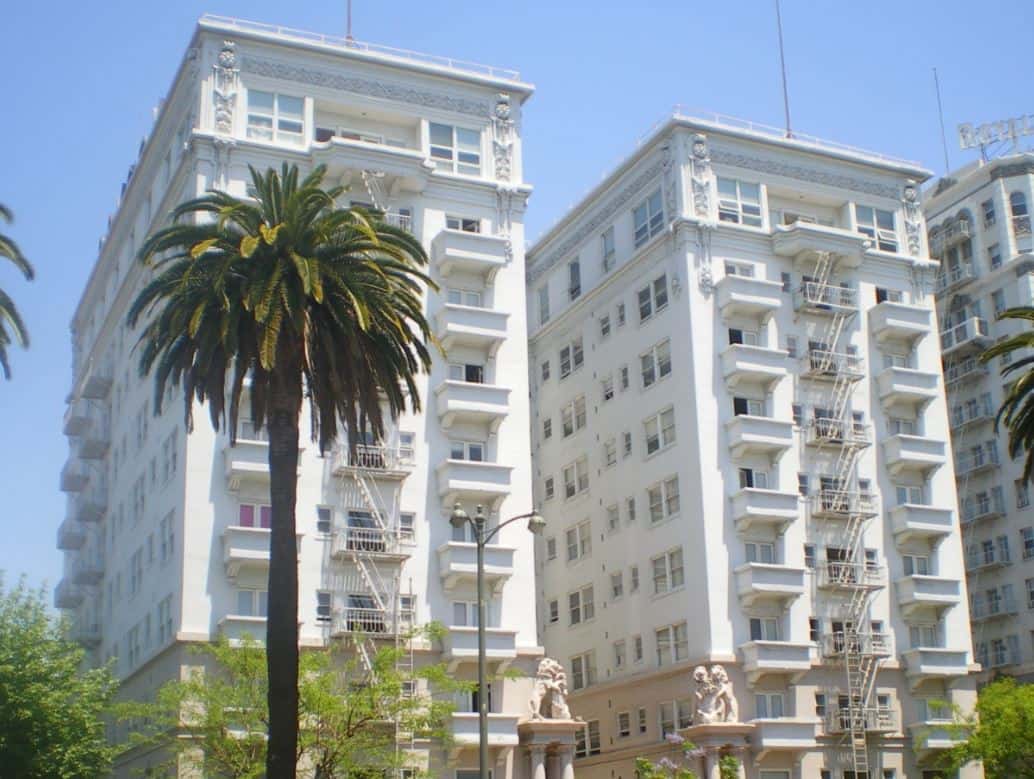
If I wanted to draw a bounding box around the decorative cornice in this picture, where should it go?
[710,149,899,199]
[527,157,665,283]
[239,55,490,117]
[990,161,1034,181]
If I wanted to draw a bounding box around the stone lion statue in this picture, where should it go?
[529,657,572,720]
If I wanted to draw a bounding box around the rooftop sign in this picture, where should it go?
[958,114,1034,150]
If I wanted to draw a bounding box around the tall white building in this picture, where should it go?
[925,153,1034,682]
[55,15,544,777]
[526,112,982,779]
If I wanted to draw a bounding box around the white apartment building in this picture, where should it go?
[926,153,1034,682]
[527,113,982,779]
[55,15,544,778]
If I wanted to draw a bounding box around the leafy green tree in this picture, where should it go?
[129,163,434,776]
[982,307,1034,482]
[0,204,34,378]
[936,676,1034,778]
[0,576,119,777]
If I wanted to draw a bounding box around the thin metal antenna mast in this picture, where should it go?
[774,0,793,138]
[346,0,354,41]
[933,68,951,172]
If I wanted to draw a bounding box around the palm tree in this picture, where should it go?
[0,204,34,379]
[128,163,435,777]
[982,307,1034,482]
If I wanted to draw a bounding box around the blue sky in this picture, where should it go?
[1,0,1029,593]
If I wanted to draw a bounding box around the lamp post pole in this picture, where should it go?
[450,503,545,779]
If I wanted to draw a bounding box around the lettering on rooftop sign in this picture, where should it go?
[958,114,1034,150]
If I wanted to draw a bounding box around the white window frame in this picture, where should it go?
[637,274,669,322]
[246,90,304,145]
[633,189,665,247]
[429,122,481,176]
[717,177,762,226]
[640,339,673,388]
[644,407,676,454]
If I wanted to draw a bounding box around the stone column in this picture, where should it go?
[704,748,721,779]
[529,745,546,779]
[558,745,576,779]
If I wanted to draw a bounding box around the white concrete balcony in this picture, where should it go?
[825,707,897,735]
[218,614,268,644]
[432,229,509,281]
[816,562,886,591]
[940,317,991,357]
[750,718,819,760]
[436,304,509,356]
[715,274,784,319]
[62,398,92,436]
[909,721,967,755]
[436,459,512,507]
[772,222,868,267]
[799,349,865,381]
[311,140,431,196]
[72,621,103,648]
[223,439,270,487]
[804,419,871,449]
[71,553,104,586]
[809,490,879,520]
[450,712,520,749]
[330,527,408,561]
[876,367,940,408]
[903,648,970,688]
[882,434,946,476]
[331,443,414,480]
[792,281,858,316]
[80,360,114,400]
[720,345,788,388]
[222,526,272,577]
[741,641,814,685]
[438,541,515,592]
[895,575,961,618]
[436,380,510,431]
[75,412,111,460]
[70,486,108,524]
[59,461,89,492]
[731,488,799,536]
[442,625,518,670]
[820,631,893,661]
[870,301,932,343]
[944,356,988,386]
[890,504,955,544]
[725,415,793,459]
[57,518,87,550]
[54,579,83,609]
[734,563,805,608]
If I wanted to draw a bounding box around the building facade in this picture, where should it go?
[926,153,1034,682]
[527,114,982,779]
[55,16,545,778]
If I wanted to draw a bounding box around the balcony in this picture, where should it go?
[825,707,897,735]
[910,721,967,755]
[944,356,988,386]
[962,492,1006,525]
[223,526,272,577]
[223,439,270,487]
[72,621,103,648]
[71,555,104,586]
[820,631,893,661]
[870,301,932,344]
[876,367,940,408]
[436,381,510,431]
[715,274,783,319]
[804,418,871,449]
[952,400,995,430]
[773,222,868,267]
[903,648,970,688]
[895,575,961,618]
[331,444,414,480]
[734,563,805,608]
[954,444,1000,478]
[63,398,92,436]
[930,219,972,257]
[731,488,799,536]
[311,139,431,196]
[57,518,87,550]
[70,486,108,524]
[438,542,515,591]
[798,349,865,382]
[966,547,1012,574]
[436,459,512,507]
[809,490,878,520]
[330,607,412,638]
[218,614,268,644]
[436,304,509,356]
[817,562,886,591]
[741,641,814,685]
[971,596,1019,623]
[432,229,509,281]
[80,361,114,400]
[725,415,793,459]
[750,718,819,760]
[720,345,788,388]
[940,317,991,357]
[330,527,408,561]
[890,504,955,544]
[54,579,83,609]
[935,263,977,295]
[882,434,946,476]
[75,412,111,460]
[792,281,858,316]
[59,461,89,492]
[450,713,520,749]
[442,625,518,670]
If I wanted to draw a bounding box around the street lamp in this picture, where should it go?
[450,502,545,779]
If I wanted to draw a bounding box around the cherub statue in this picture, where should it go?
[710,664,739,722]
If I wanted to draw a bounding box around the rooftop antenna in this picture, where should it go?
[933,67,952,172]
[774,0,793,139]
[346,0,354,42]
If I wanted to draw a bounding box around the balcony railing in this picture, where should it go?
[331,607,413,636]
[806,418,871,447]
[961,492,1006,524]
[330,526,405,557]
[952,401,994,428]
[935,263,977,293]
[817,562,885,590]
[929,219,972,257]
[825,706,897,734]
[821,631,892,659]
[333,443,414,473]
[793,282,857,313]
[800,349,864,380]
[940,317,990,353]
[810,490,878,518]
[944,357,987,385]
[971,596,1019,621]
[954,443,1000,476]
[966,546,1011,571]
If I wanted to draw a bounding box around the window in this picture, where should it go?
[548,599,559,624]
[630,565,640,592]
[798,473,810,497]
[159,512,175,562]
[607,504,620,532]
[648,476,680,522]
[983,198,996,227]
[733,396,765,416]
[157,596,173,644]
[566,520,592,561]
[993,289,1007,316]
[559,336,584,379]
[316,591,332,623]
[542,418,552,440]
[755,693,784,718]
[1026,578,1034,609]
[540,360,550,382]
[804,544,816,569]
[448,362,484,383]
[445,215,480,233]
[562,457,590,498]
[633,189,665,247]
[129,548,143,596]
[746,542,775,564]
[658,699,693,736]
[855,204,898,251]
[903,554,930,576]
[633,635,644,663]
[602,226,616,271]
[724,260,755,277]
[875,286,903,304]
[560,395,587,437]
[717,177,762,226]
[619,365,630,391]
[638,707,648,733]
[568,259,581,300]
[449,440,485,462]
[601,375,615,402]
[617,302,626,327]
[316,507,332,534]
[637,275,669,322]
[616,709,630,736]
[599,314,611,339]
[246,90,304,144]
[640,339,672,387]
[603,438,617,467]
[644,407,676,454]
[538,286,550,325]
[655,622,688,666]
[568,585,595,625]
[809,618,820,643]
[1018,482,1030,509]
[545,537,557,560]
[738,468,769,489]
[1022,527,1034,559]
[623,430,633,457]
[238,503,272,529]
[989,243,1002,270]
[236,588,268,617]
[429,123,481,175]
[749,617,780,641]
[399,512,415,542]
[626,496,637,523]
[570,652,597,691]
[544,476,555,501]
[611,571,624,599]
[728,327,759,346]
[652,548,685,594]
[447,288,482,308]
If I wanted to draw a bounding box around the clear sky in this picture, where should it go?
[1,0,1030,593]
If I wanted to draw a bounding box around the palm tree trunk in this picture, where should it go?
[265,342,303,778]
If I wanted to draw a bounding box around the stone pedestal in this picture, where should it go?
[518,719,583,779]
[679,723,754,779]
